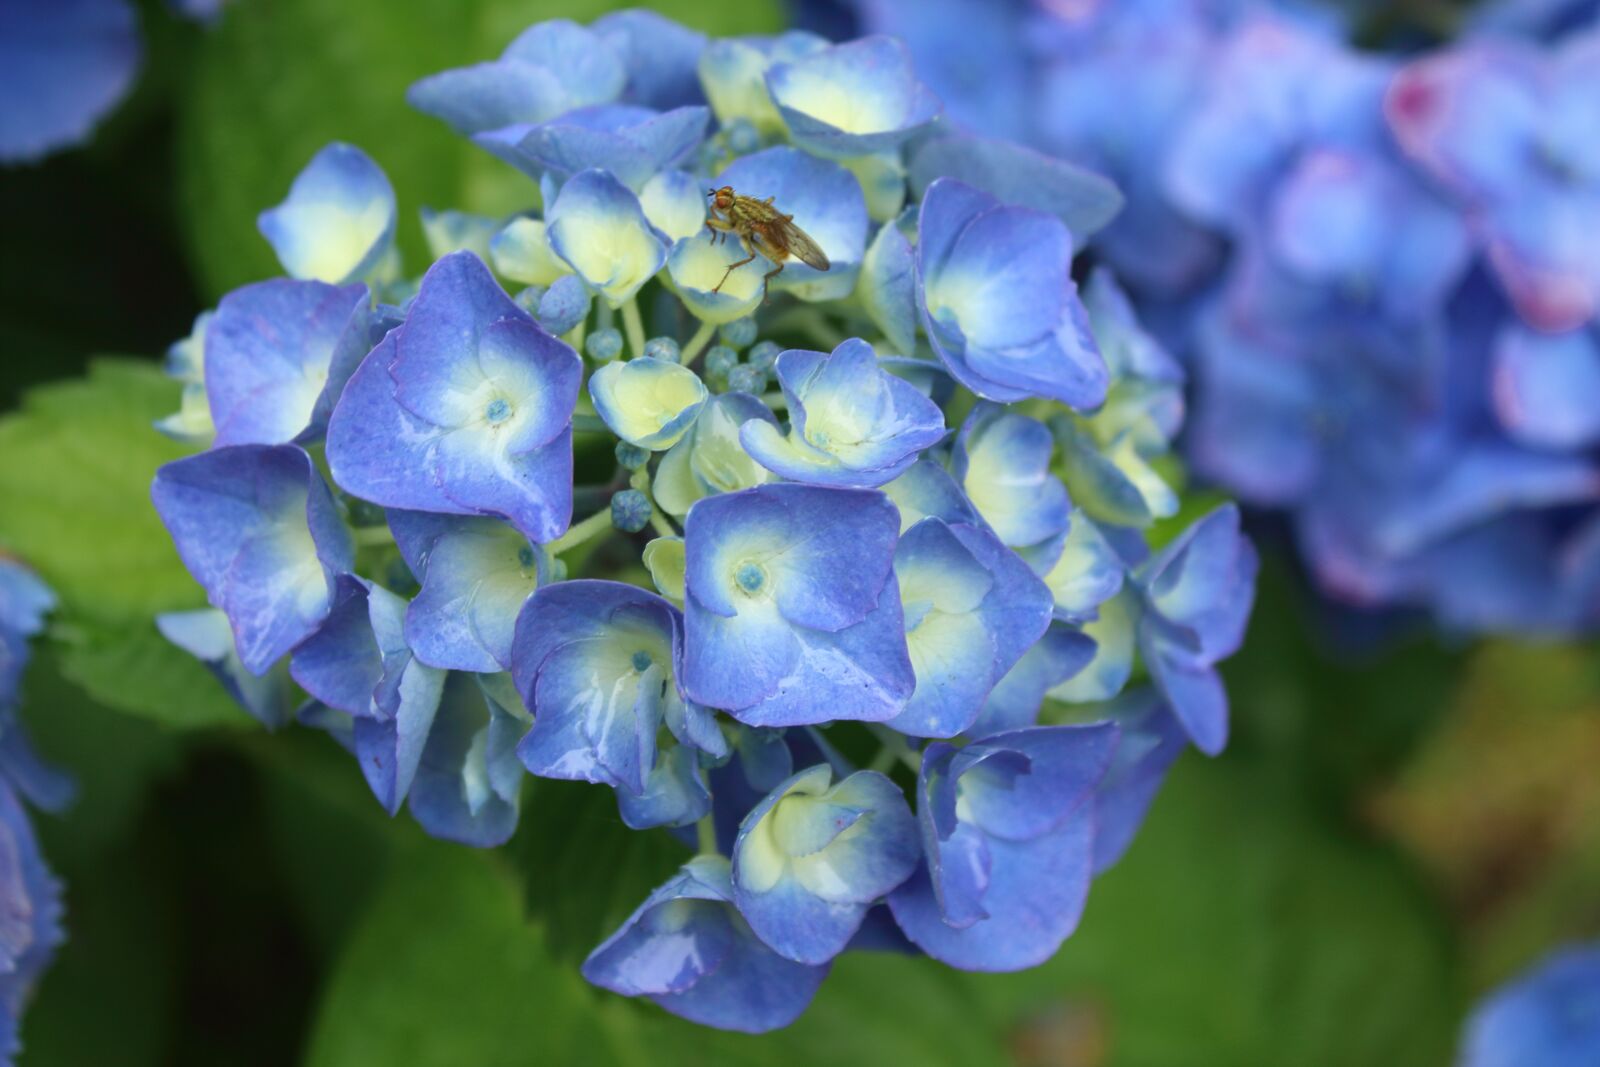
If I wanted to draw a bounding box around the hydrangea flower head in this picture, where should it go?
[147,10,1257,1033]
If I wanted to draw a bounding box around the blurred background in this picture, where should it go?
[2,0,1597,1064]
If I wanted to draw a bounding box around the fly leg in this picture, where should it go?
[760,261,785,303]
[713,235,759,294]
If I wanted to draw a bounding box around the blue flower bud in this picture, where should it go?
[719,317,758,349]
[611,489,653,533]
[586,327,625,363]
[745,340,780,373]
[724,117,760,155]
[537,274,592,335]
[642,335,681,362]
[704,344,740,379]
[726,364,768,395]
[615,442,650,470]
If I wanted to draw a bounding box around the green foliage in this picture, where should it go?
[506,777,691,965]
[177,0,784,300]
[0,359,246,728]
[303,842,610,1067]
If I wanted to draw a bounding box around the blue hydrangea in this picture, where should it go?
[0,562,72,1060]
[834,0,1600,637]
[147,12,1257,1033]
[0,0,140,163]
[1459,943,1600,1067]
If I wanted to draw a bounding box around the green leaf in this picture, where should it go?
[303,842,611,1067]
[0,358,248,728]
[505,777,690,965]
[0,359,201,623]
[961,757,1459,1067]
[55,619,250,730]
[19,650,185,868]
[177,0,784,301]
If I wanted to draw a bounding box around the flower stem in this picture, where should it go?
[563,320,586,354]
[696,814,719,856]
[680,320,717,365]
[866,724,923,773]
[759,391,787,410]
[546,508,614,556]
[620,297,647,360]
[649,508,677,539]
[351,525,394,548]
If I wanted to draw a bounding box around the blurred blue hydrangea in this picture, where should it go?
[1458,943,1600,1067]
[0,560,72,1063]
[147,11,1257,1031]
[826,0,1600,637]
[0,0,229,165]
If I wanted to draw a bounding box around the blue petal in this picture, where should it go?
[1049,587,1139,704]
[1142,645,1229,756]
[765,36,941,158]
[953,724,1118,842]
[971,624,1099,737]
[881,457,980,533]
[1492,321,1600,450]
[546,168,669,306]
[151,445,353,674]
[0,561,54,641]
[1040,511,1126,623]
[1137,504,1258,663]
[858,211,919,357]
[0,0,140,163]
[257,143,397,284]
[591,9,707,110]
[888,519,1051,738]
[732,766,918,963]
[502,19,627,107]
[204,279,370,446]
[388,510,545,672]
[615,742,712,830]
[639,169,710,243]
[0,779,64,1052]
[1092,689,1188,874]
[582,856,828,1033]
[951,405,1072,550]
[288,575,384,716]
[1459,942,1600,1067]
[889,811,1094,972]
[683,483,902,630]
[742,339,945,487]
[918,179,1107,407]
[407,671,524,847]
[158,609,294,729]
[498,104,709,190]
[325,253,580,543]
[510,580,697,826]
[407,61,566,136]
[408,18,626,138]
[907,133,1123,241]
[589,356,709,451]
[352,655,446,813]
[715,147,869,302]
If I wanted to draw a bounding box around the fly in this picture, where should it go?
[705,185,830,299]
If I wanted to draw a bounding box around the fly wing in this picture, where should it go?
[778,219,831,271]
